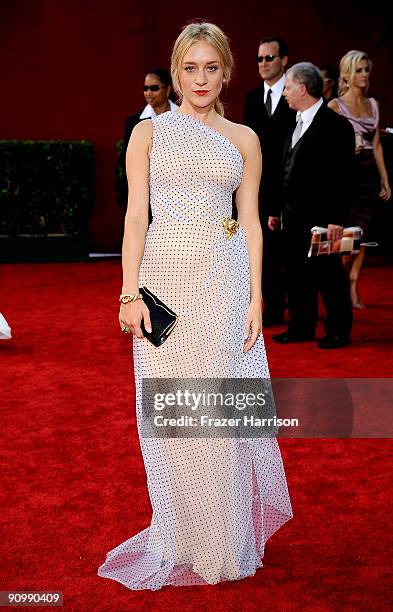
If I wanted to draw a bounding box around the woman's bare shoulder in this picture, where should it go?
[221,119,260,156]
[327,98,340,113]
[126,119,153,159]
[222,118,257,139]
[130,118,153,142]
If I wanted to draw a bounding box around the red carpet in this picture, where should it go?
[1,260,393,611]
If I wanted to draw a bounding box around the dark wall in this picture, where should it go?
[1,0,392,251]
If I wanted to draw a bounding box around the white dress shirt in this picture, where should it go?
[139,99,178,119]
[263,73,286,115]
[295,97,324,139]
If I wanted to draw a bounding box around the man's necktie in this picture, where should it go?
[265,89,272,117]
[291,116,304,148]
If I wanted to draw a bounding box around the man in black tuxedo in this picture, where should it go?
[243,36,296,326]
[270,62,355,349]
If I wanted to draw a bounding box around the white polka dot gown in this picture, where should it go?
[97,111,293,590]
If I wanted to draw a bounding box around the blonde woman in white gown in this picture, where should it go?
[98,22,293,590]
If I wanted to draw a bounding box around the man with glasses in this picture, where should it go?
[244,37,296,328]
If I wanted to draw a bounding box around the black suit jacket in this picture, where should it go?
[123,111,147,149]
[243,85,296,219]
[117,111,150,211]
[278,104,355,233]
[119,110,148,180]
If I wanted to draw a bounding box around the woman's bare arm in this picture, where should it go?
[119,120,152,337]
[372,102,391,201]
[234,125,263,351]
[235,126,263,304]
[121,120,152,293]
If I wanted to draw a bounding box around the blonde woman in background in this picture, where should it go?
[329,50,391,308]
[97,21,292,591]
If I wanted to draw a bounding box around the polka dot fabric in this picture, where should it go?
[97,111,293,590]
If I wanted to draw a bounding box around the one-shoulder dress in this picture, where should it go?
[98,111,293,590]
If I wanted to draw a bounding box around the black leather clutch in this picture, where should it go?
[139,286,178,347]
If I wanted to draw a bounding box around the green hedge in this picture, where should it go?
[0,140,94,237]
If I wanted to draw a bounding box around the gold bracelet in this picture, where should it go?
[119,293,143,304]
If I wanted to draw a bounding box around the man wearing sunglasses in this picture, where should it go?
[243,37,296,328]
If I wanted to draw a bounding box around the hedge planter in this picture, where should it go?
[0,140,94,261]
[0,235,89,263]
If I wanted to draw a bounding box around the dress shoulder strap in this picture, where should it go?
[334,97,351,117]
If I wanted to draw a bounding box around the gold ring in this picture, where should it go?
[121,325,132,334]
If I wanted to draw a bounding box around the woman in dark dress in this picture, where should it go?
[329,50,391,308]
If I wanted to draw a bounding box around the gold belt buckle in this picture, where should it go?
[221,217,239,240]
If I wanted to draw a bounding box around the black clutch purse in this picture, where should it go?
[139,286,178,347]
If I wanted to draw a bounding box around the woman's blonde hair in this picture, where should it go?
[170,21,233,116]
[338,50,373,96]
